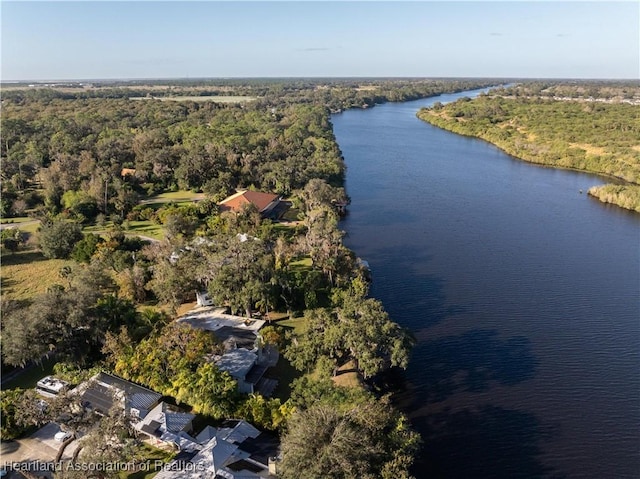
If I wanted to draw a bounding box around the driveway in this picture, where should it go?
[1,423,79,478]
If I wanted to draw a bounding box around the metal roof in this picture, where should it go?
[215,349,257,380]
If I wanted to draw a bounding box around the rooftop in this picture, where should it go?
[219,190,280,213]
[78,372,161,415]
[215,349,257,379]
[36,376,69,397]
[177,306,265,334]
[135,401,196,438]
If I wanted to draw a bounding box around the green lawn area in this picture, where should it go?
[280,208,302,222]
[124,221,165,241]
[0,216,35,224]
[277,316,307,335]
[1,250,73,302]
[83,220,165,241]
[267,316,307,400]
[123,444,175,479]
[289,256,312,273]
[269,356,302,402]
[2,356,57,391]
[143,190,205,204]
[0,217,40,234]
[17,221,40,234]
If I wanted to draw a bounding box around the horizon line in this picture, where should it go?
[3,75,640,84]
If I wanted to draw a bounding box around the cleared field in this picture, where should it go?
[142,190,205,204]
[130,95,256,103]
[1,250,73,301]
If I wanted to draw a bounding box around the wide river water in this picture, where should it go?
[332,89,640,479]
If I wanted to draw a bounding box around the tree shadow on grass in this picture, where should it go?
[408,329,537,404]
[1,250,49,266]
[413,405,564,479]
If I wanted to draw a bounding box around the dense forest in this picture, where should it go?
[417,83,640,212]
[0,78,499,477]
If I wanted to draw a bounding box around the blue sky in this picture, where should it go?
[2,1,638,80]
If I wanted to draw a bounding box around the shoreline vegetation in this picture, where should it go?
[417,82,640,213]
[0,78,500,477]
[3,78,635,476]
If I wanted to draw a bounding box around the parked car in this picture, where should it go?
[54,430,73,442]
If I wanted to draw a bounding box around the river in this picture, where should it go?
[332,89,640,479]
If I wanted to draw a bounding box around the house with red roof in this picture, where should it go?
[218,190,288,219]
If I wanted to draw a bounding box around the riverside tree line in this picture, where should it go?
[1,78,503,478]
[418,82,640,212]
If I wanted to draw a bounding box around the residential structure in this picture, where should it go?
[218,190,288,219]
[75,372,162,419]
[134,401,196,448]
[36,376,69,398]
[154,420,279,479]
[177,306,279,396]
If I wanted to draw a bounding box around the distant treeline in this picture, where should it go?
[1,78,499,111]
[1,79,497,220]
[418,89,640,212]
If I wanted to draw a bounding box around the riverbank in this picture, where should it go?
[332,89,640,479]
[417,96,640,213]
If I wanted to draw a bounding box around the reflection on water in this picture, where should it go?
[333,90,640,479]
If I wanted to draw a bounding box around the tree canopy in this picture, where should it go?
[286,292,414,379]
[280,397,420,479]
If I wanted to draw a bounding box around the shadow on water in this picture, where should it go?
[363,245,466,331]
[409,329,538,403]
[413,405,564,479]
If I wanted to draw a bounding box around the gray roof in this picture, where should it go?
[218,420,260,444]
[80,372,161,415]
[216,327,259,351]
[140,420,162,436]
[136,402,195,437]
[215,349,257,380]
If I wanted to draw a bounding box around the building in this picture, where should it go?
[134,401,196,448]
[75,372,161,419]
[177,307,266,338]
[36,376,69,398]
[218,190,288,219]
[214,349,259,394]
[154,420,279,479]
[177,306,278,396]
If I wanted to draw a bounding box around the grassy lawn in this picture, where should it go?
[289,256,312,273]
[2,356,57,390]
[146,190,205,202]
[17,221,41,234]
[280,208,302,222]
[1,250,72,302]
[83,221,165,241]
[271,223,302,241]
[0,216,35,224]
[332,361,363,389]
[269,356,303,402]
[124,221,165,241]
[277,316,307,335]
[123,444,175,479]
[267,316,307,400]
[0,217,40,235]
